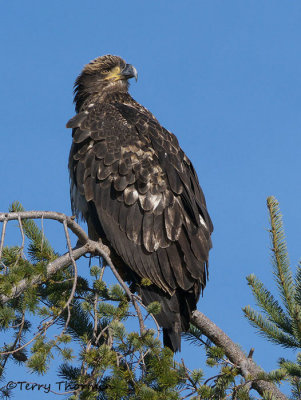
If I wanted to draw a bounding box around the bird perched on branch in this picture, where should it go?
[67,55,213,352]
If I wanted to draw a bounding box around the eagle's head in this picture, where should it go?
[74,55,137,111]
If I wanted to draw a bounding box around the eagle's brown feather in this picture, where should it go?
[67,55,213,351]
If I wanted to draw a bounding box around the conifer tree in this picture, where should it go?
[0,200,292,399]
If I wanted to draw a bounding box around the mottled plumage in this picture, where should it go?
[67,55,213,352]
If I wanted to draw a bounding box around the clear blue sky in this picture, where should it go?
[1,1,301,398]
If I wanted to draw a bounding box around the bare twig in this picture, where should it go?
[248,347,255,359]
[62,219,78,312]
[41,215,45,253]
[95,324,110,346]
[0,217,7,270]
[92,241,146,335]
[0,313,26,369]
[17,216,27,260]
[0,211,89,244]
[63,305,72,334]
[133,300,145,334]
[134,295,160,338]
[0,322,51,356]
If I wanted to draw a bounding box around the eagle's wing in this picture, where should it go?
[68,102,213,297]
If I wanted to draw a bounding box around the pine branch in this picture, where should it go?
[246,198,301,343]
[0,245,88,304]
[291,264,301,345]
[279,359,301,378]
[246,274,292,333]
[182,324,212,348]
[294,263,301,306]
[243,305,298,348]
[9,202,57,262]
[267,197,295,317]
[290,306,301,348]
[58,301,95,341]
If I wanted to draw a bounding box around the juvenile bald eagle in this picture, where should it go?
[67,55,213,352]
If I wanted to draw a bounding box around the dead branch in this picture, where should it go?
[0,211,89,244]
[191,310,288,400]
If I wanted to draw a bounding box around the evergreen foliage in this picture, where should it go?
[0,203,214,399]
[243,196,301,398]
[0,198,299,399]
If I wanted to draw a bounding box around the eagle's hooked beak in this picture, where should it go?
[121,64,138,82]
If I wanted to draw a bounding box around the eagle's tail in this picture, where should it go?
[162,326,181,353]
[140,285,197,352]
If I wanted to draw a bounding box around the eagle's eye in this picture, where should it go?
[102,65,122,81]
